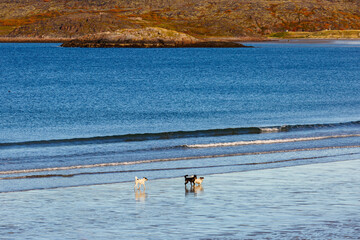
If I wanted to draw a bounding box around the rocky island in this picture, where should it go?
[60,27,251,48]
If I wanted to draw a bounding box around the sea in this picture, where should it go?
[1,41,360,193]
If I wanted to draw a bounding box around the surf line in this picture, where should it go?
[1,151,359,180]
[1,145,360,175]
[184,134,360,148]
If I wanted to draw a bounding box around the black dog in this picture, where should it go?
[184,175,197,186]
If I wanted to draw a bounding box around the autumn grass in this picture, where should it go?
[0,26,16,35]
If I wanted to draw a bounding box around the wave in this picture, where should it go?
[4,133,359,163]
[1,120,359,148]
[184,134,360,148]
[2,151,360,180]
[1,145,359,175]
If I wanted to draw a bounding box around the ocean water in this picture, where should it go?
[1,41,360,192]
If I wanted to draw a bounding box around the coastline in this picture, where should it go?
[1,36,359,45]
[0,37,73,43]
[0,35,265,44]
[60,40,253,48]
[267,38,360,44]
[2,159,360,239]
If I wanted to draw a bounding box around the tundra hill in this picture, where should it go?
[0,0,359,39]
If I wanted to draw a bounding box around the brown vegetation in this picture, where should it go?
[0,0,359,39]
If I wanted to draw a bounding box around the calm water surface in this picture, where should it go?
[0,41,360,192]
[1,160,360,239]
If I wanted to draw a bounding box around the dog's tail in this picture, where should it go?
[184,175,188,178]
[135,176,138,180]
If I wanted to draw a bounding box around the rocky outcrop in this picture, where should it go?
[61,27,251,48]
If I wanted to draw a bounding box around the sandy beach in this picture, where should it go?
[1,159,360,239]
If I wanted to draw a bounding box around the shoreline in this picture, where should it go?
[0,36,262,43]
[60,41,253,48]
[0,37,73,43]
[1,37,359,44]
[0,35,267,43]
[1,157,358,194]
[266,38,360,43]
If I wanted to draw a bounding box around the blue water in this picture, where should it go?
[1,41,360,192]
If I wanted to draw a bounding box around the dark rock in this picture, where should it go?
[61,40,251,48]
[61,27,252,48]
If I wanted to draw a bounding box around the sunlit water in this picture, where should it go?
[1,41,360,239]
[1,160,359,239]
[0,42,360,192]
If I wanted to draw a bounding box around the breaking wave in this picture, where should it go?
[184,134,360,148]
[0,120,359,148]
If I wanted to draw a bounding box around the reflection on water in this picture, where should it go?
[185,185,204,196]
[2,160,360,239]
[134,189,147,202]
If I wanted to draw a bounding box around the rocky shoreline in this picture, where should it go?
[59,27,252,48]
[60,40,251,48]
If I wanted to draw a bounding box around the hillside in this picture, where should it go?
[1,0,360,40]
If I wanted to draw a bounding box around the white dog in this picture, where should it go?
[194,177,204,186]
[134,176,148,190]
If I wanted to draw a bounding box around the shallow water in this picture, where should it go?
[1,160,359,239]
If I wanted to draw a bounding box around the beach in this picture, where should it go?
[2,159,360,239]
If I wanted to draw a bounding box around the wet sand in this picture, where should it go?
[1,160,360,239]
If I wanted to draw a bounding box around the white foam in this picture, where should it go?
[185,134,360,148]
[0,157,196,175]
[259,127,281,133]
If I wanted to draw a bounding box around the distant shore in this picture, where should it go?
[0,37,72,43]
[1,37,359,44]
[250,38,360,44]
[1,35,359,45]
[0,36,265,44]
[60,40,254,48]
[269,30,360,39]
